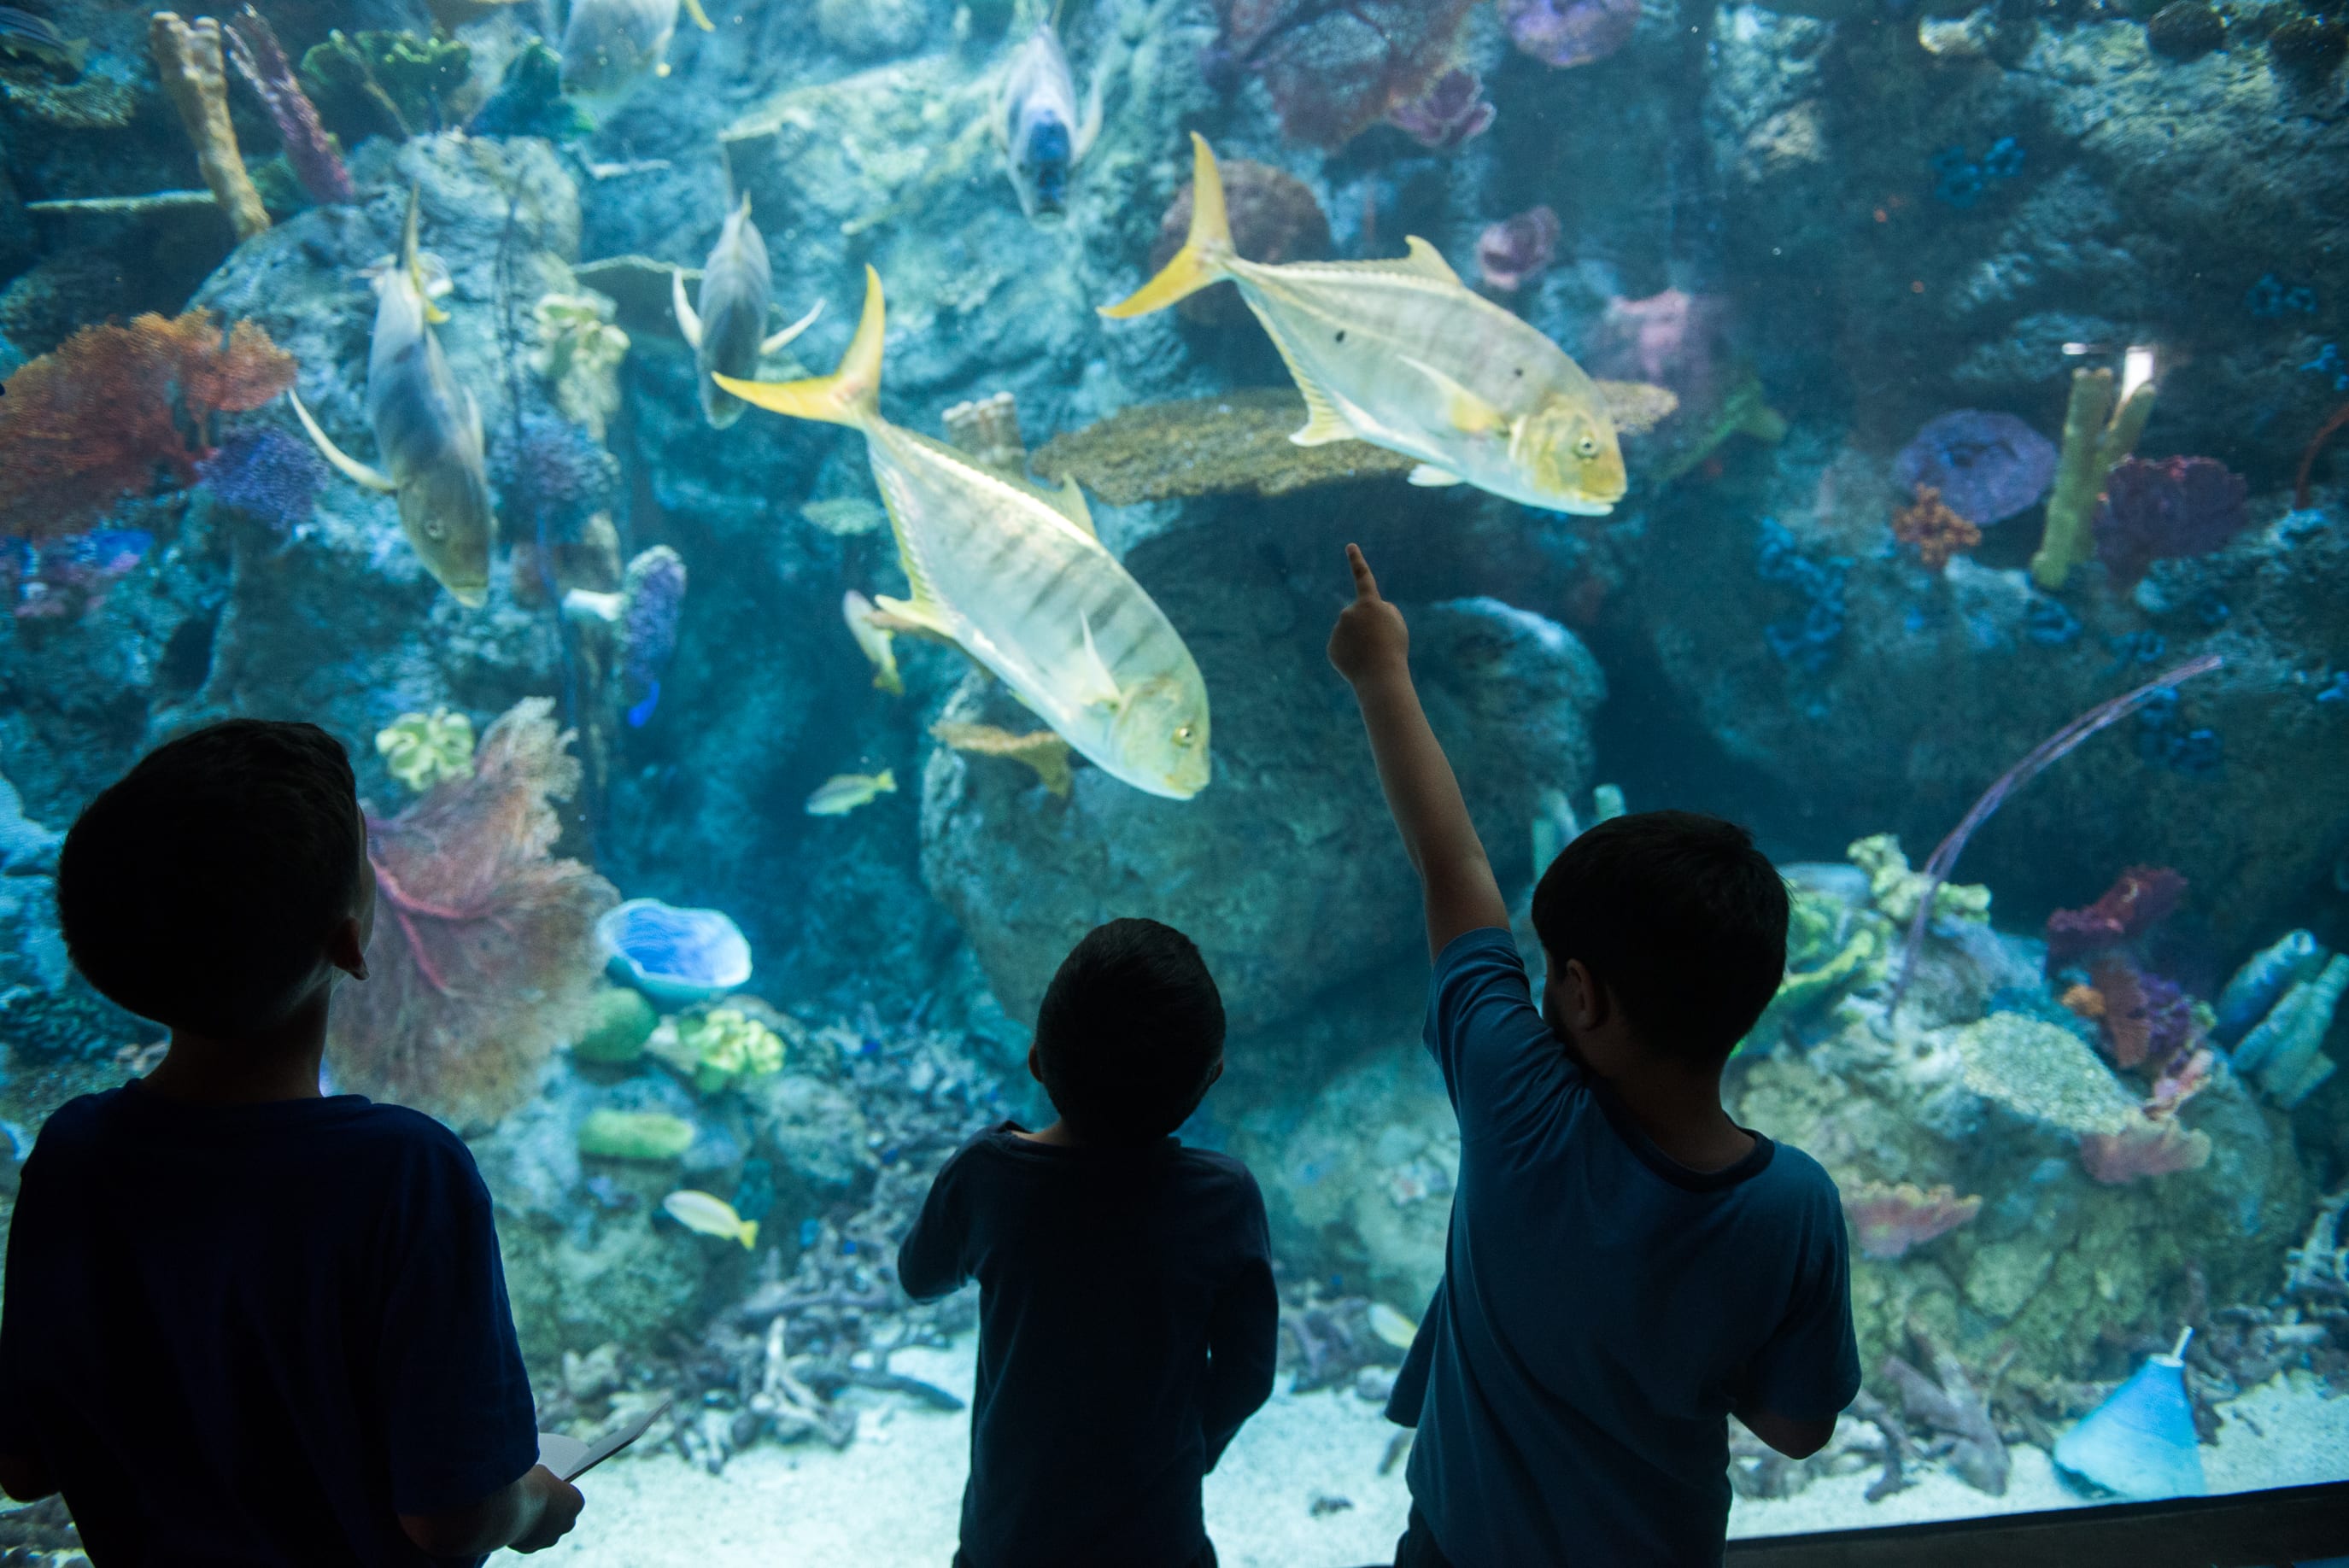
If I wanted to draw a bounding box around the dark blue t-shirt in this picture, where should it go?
[0,1084,538,1566]
[1389,929,1860,1566]
[899,1122,1279,1568]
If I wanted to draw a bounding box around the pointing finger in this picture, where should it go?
[1346,543,1382,604]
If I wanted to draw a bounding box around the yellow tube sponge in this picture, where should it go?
[149,12,271,243]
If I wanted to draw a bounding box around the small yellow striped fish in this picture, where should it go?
[1368,1302,1418,1351]
[1102,135,1626,517]
[289,187,493,606]
[717,271,1210,799]
[805,768,895,816]
[843,589,903,694]
[661,1189,758,1249]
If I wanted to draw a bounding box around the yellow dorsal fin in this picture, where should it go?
[1401,237,1462,284]
[1276,238,1464,286]
[714,266,885,429]
[286,388,396,493]
[671,266,702,349]
[1021,473,1094,537]
[1098,133,1233,319]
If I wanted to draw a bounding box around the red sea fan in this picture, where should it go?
[0,310,296,539]
[328,698,618,1129]
[2093,455,2250,588]
[1210,0,1480,149]
[2045,864,2188,964]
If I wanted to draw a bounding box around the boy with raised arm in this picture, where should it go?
[0,720,582,1564]
[1327,546,1860,1567]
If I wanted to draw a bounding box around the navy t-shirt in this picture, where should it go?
[899,1121,1279,1568]
[0,1083,538,1566]
[1389,929,1860,1566]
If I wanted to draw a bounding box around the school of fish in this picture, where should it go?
[290,15,1639,804]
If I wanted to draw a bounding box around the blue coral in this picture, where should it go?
[491,413,618,543]
[1756,518,1849,673]
[1930,137,2024,209]
[2102,629,2167,673]
[2302,342,2349,392]
[2246,274,2318,317]
[2135,687,2223,775]
[197,428,326,530]
[2024,594,2080,647]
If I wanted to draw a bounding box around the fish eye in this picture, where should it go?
[1575,436,1600,458]
[1175,724,1195,744]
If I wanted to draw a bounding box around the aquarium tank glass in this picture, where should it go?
[0,0,2345,1556]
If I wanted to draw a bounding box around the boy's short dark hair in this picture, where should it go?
[58,719,363,1038]
[1530,810,1788,1068]
[1034,918,1226,1146]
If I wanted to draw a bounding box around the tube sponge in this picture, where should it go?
[2229,953,2346,1109]
[149,13,271,243]
[2031,357,2157,591]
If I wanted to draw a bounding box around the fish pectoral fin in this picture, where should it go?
[1075,610,1123,710]
[1046,474,1097,538]
[1075,67,1105,161]
[760,297,824,355]
[681,0,715,26]
[655,61,671,76]
[1398,355,1509,437]
[1286,372,1356,448]
[870,593,952,641]
[1409,464,1466,488]
[287,389,396,493]
[671,267,702,349]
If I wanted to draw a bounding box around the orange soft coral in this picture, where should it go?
[328,699,618,1128]
[1892,483,1983,571]
[0,310,295,539]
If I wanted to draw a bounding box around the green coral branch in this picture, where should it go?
[2030,363,2157,592]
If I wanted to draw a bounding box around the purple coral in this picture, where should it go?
[196,426,326,529]
[1501,0,1641,68]
[1385,67,1494,150]
[1581,289,1733,423]
[1475,206,1560,294]
[620,546,686,728]
[2093,455,2251,588]
[1846,1181,1982,1261]
[1208,0,1481,149]
[1893,411,2058,528]
[223,5,352,207]
[9,529,151,620]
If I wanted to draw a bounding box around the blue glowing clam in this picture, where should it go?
[595,898,753,1006]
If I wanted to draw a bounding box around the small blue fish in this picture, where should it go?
[626,680,660,728]
[996,13,1101,225]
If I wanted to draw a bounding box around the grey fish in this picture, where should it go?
[0,7,85,71]
[995,12,1101,225]
[671,195,822,429]
[559,0,713,102]
[290,188,494,606]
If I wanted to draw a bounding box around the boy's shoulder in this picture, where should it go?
[32,1085,472,1174]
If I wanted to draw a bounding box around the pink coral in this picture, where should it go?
[1385,66,1494,150]
[1502,0,1641,67]
[329,699,618,1127]
[2045,865,2188,963]
[1846,1181,1983,1261]
[1475,206,1560,294]
[1579,289,1733,424]
[1208,0,1480,149]
[2080,1118,2211,1185]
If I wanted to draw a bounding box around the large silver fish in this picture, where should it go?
[671,196,822,429]
[290,188,493,606]
[559,0,712,102]
[715,271,1210,799]
[995,11,1100,225]
[1102,135,1627,516]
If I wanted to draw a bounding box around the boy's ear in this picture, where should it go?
[326,915,368,983]
[1028,1042,1045,1085]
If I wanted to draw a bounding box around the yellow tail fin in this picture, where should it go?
[1098,133,1233,319]
[714,266,885,429]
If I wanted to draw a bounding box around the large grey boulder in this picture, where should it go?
[921,582,1606,1035]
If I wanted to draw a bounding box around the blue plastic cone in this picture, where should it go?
[2053,1330,2207,1501]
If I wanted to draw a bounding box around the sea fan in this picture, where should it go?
[328,697,618,1128]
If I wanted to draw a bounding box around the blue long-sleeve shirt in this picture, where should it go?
[899,1122,1278,1568]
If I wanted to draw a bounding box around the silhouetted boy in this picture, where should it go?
[1327,547,1860,1567]
[899,917,1278,1568]
[0,720,583,1564]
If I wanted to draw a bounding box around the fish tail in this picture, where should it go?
[713,266,884,429]
[1098,133,1233,319]
[738,1219,759,1250]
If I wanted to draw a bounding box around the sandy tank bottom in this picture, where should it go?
[518,1335,2349,1566]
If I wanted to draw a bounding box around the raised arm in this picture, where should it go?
[1327,545,1508,958]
